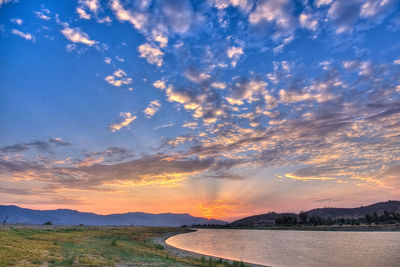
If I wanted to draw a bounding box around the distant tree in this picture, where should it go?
[299,212,308,224]
[383,210,390,221]
[373,212,379,223]
[364,213,372,225]
[43,221,52,225]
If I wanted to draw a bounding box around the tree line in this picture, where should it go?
[274,210,400,226]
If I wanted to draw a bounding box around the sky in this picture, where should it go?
[0,0,399,221]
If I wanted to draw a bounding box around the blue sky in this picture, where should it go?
[0,0,400,220]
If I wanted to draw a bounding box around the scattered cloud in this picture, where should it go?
[34,11,51,20]
[138,43,164,66]
[143,100,161,118]
[105,69,132,87]
[108,112,137,132]
[110,0,147,31]
[61,26,97,46]
[248,0,295,40]
[10,18,23,25]
[76,7,91,20]
[227,46,243,67]
[11,29,33,41]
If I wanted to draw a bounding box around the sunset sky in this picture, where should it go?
[1,0,399,221]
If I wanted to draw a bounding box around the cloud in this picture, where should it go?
[154,123,175,130]
[210,0,254,13]
[79,0,100,13]
[138,43,164,66]
[211,82,226,89]
[360,0,395,18]
[110,0,148,31]
[0,0,17,7]
[0,138,69,154]
[48,137,71,146]
[0,153,215,189]
[227,77,267,105]
[153,80,167,89]
[315,0,333,8]
[299,13,318,31]
[85,147,133,162]
[143,100,161,118]
[10,18,23,25]
[248,0,295,40]
[108,112,137,132]
[161,0,193,33]
[184,67,211,83]
[11,29,33,41]
[61,27,97,46]
[283,173,336,181]
[327,0,361,34]
[76,156,104,167]
[104,57,111,64]
[76,7,91,19]
[105,69,132,87]
[34,11,51,20]
[226,46,243,67]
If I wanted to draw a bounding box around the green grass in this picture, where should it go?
[0,226,250,267]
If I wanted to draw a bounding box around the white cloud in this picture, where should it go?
[143,100,161,118]
[138,43,164,66]
[10,18,23,25]
[104,57,111,64]
[0,0,16,7]
[152,30,168,48]
[393,59,400,65]
[314,0,333,8]
[227,78,267,105]
[210,0,254,13]
[34,11,51,20]
[76,7,91,19]
[66,44,77,52]
[79,0,100,13]
[110,0,148,31]
[227,46,243,67]
[105,69,132,87]
[61,27,97,46]
[109,112,137,132]
[248,0,295,40]
[360,0,394,18]
[299,13,318,31]
[211,82,226,89]
[11,29,33,41]
[153,80,166,89]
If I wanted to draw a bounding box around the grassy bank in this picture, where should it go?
[0,225,250,267]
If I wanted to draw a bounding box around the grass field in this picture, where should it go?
[0,226,248,267]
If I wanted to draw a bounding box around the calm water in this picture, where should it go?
[166,229,400,267]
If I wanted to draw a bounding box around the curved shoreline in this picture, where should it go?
[152,230,268,267]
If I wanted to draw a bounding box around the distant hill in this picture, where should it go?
[231,200,400,227]
[0,205,227,226]
[230,212,297,227]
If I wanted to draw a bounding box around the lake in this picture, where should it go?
[166,229,400,267]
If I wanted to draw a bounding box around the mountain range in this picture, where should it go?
[0,205,227,226]
[230,200,400,227]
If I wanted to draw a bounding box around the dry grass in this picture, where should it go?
[0,226,247,267]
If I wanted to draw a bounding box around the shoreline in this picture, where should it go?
[190,224,400,232]
[152,229,268,267]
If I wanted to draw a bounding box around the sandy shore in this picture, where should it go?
[152,230,268,267]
